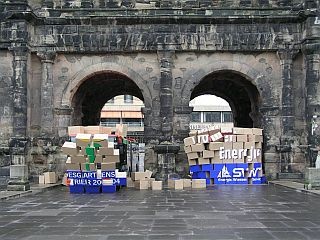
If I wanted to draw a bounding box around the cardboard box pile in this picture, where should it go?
[184,126,266,186]
[131,170,156,190]
[63,126,128,193]
[38,172,57,184]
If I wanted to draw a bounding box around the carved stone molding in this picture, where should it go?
[37,51,57,63]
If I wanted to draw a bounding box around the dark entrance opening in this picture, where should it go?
[71,71,144,126]
[191,71,262,128]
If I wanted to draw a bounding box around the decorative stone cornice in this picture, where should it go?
[37,51,57,63]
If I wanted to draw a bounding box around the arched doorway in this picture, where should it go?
[191,70,262,128]
[70,71,144,126]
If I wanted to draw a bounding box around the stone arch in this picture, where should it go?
[61,62,152,109]
[182,60,263,128]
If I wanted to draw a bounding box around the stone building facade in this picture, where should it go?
[0,0,319,188]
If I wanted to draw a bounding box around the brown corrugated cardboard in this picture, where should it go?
[203,150,214,158]
[94,155,103,163]
[100,162,116,170]
[255,142,262,148]
[98,147,115,155]
[44,172,57,184]
[192,179,206,189]
[102,155,120,163]
[208,142,224,150]
[68,126,85,137]
[222,158,234,164]
[236,135,248,142]
[92,134,109,148]
[148,178,155,188]
[252,128,263,135]
[81,163,96,171]
[151,181,162,190]
[224,135,236,142]
[184,145,192,153]
[66,163,81,170]
[187,152,199,160]
[184,136,196,146]
[233,142,244,149]
[198,158,210,165]
[183,179,192,188]
[233,127,253,135]
[168,179,184,190]
[220,127,233,134]
[39,175,45,184]
[248,135,263,142]
[197,134,210,144]
[84,126,104,134]
[210,132,223,142]
[211,152,223,163]
[131,172,148,181]
[70,155,86,163]
[75,134,92,148]
[188,159,197,166]
[208,128,221,136]
[191,143,205,152]
[135,180,149,190]
[126,177,135,188]
[62,142,79,155]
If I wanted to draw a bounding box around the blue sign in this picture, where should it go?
[66,170,82,179]
[101,171,116,178]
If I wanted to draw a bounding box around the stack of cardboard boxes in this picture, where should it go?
[184,127,266,185]
[62,125,127,193]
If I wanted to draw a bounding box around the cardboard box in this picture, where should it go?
[183,179,192,188]
[44,172,57,184]
[68,126,84,137]
[98,147,115,156]
[184,136,196,146]
[224,135,236,143]
[94,155,103,163]
[187,152,199,160]
[131,172,150,181]
[70,155,86,163]
[184,145,192,153]
[84,126,104,134]
[211,153,223,164]
[192,179,206,189]
[208,142,224,151]
[66,163,81,170]
[236,135,248,142]
[233,142,244,149]
[252,128,263,135]
[248,135,263,143]
[100,162,116,170]
[198,158,210,165]
[135,180,149,190]
[168,179,184,190]
[151,181,162,190]
[191,143,205,152]
[233,127,253,135]
[75,134,92,148]
[197,134,210,144]
[102,155,120,163]
[189,130,197,136]
[210,132,223,142]
[203,150,214,158]
[208,128,221,136]
[102,127,112,134]
[255,142,262,149]
[188,159,197,166]
[148,178,155,188]
[92,134,109,148]
[39,175,45,184]
[220,127,233,134]
[62,142,79,155]
[81,163,96,171]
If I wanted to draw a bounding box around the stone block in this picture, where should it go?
[305,168,320,188]
[10,165,28,179]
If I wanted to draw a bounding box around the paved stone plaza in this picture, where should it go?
[0,185,320,240]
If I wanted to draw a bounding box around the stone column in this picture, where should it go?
[303,43,320,166]
[158,51,174,142]
[37,51,57,136]
[8,46,30,191]
[276,48,302,177]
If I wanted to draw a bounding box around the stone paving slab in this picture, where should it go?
[0,184,319,239]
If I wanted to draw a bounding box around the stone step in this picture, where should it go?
[277,172,304,181]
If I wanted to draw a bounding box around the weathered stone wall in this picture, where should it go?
[0,0,319,183]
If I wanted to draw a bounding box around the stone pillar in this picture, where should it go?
[37,51,56,136]
[158,51,174,142]
[8,46,30,191]
[260,106,281,179]
[303,44,320,166]
[55,106,73,138]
